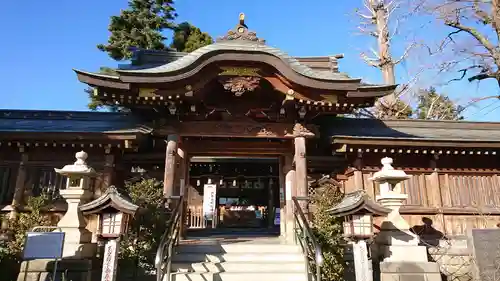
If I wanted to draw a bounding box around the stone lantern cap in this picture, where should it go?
[328,190,391,217]
[369,157,410,183]
[79,186,139,216]
[54,150,96,176]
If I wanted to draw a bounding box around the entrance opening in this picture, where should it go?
[187,157,280,235]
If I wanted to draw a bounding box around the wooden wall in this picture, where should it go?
[342,151,500,236]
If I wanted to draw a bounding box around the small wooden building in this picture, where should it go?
[0,15,499,238]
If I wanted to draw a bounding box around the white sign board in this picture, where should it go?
[353,240,372,281]
[101,239,119,281]
[23,232,65,260]
[274,208,281,225]
[202,184,217,221]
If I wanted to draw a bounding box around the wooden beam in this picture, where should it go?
[155,121,318,138]
[334,137,500,148]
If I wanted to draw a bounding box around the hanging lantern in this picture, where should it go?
[207,178,212,184]
[298,106,307,119]
[196,179,201,186]
[233,179,237,187]
[220,178,224,185]
[168,103,177,115]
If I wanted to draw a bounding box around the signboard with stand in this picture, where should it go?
[22,226,65,281]
[203,184,217,223]
[101,239,119,281]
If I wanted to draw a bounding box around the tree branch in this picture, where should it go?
[445,20,496,54]
[394,42,417,65]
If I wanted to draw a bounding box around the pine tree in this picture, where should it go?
[89,1,214,111]
[97,0,177,60]
[171,22,213,53]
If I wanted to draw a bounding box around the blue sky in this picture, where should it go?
[1,0,499,121]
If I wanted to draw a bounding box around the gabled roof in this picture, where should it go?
[328,190,390,217]
[117,42,354,82]
[74,14,396,96]
[80,185,139,215]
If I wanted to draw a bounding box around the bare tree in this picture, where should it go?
[355,0,420,118]
[419,1,500,93]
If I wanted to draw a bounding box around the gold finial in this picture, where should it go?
[239,13,245,25]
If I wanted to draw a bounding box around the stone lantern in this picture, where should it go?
[329,190,391,240]
[54,150,96,258]
[80,186,139,281]
[79,186,139,239]
[329,190,391,281]
[370,157,441,281]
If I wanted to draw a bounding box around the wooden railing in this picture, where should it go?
[186,205,206,229]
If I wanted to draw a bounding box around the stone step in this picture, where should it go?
[176,243,301,254]
[172,252,304,263]
[171,261,306,273]
[170,272,306,281]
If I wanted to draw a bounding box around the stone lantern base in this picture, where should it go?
[378,261,442,281]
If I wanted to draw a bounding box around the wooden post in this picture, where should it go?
[100,153,115,196]
[284,154,295,243]
[354,151,364,192]
[294,136,308,217]
[268,177,274,228]
[430,154,446,233]
[164,135,179,209]
[9,147,28,221]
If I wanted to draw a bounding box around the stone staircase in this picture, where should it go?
[168,237,308,281]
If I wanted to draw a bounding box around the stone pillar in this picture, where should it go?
[370,157,441,281]
[8,147,28,221]
[278,156,286,238]
[178,147,189,238]
[294,136,308,216]
[284,154,296,243]
[55,151,96,258]
[164,135,178,209]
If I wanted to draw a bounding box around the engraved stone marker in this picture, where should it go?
[468,228,500,281]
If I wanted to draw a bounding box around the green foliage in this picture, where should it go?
[0,195,53,280]
[370,87,464,121]
[97,0,177,60]
[86,67,129,112]
[311,183,345,281]
[171,22,214,53]
[415,87,464,121]
[373,98,414,120]
[119,178,169,272]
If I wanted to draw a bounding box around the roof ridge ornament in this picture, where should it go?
[217,13,265,44]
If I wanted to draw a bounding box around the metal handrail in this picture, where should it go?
[155,196,183,281]
[292,196,323,281]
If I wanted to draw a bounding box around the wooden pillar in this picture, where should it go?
[267,177,274,228]
[294,136,308,217]
[164,135,179,209]
[284,154,296,243]
[99,152,116,196]
[430,154,446,234]
[9,147,28,221]
[353,151,364,192]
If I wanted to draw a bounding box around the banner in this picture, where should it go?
[202,184,217,221]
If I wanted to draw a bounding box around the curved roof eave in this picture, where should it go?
[73,69,131,90]
[114,42,367,90]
